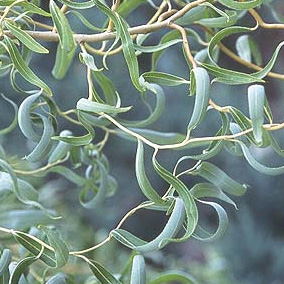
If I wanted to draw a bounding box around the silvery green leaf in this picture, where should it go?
[191,162,247,196]
[3,36,52,95]
[4,21,49,54]
[248,84,265,144]
[77,98,132,114]
[87,260,122,284]
[40,226,69,268]
[112,198,186,252]
[187,67,210,131]
[130,255,146,284]
[149,271,197,284]
[193,200,229,242]
[217,0,263,10]
[142,71,190,86]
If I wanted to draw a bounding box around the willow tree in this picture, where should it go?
[0,0,284,283]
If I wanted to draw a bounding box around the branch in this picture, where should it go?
[3,0,207,43]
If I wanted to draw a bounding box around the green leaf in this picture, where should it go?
[77,98,132,114]
[79,162,108,208]
[58,0,95,9]
[93,0,143,92]
[248,84,265,144]
[180,112,229,160]
[135,140,166,204]
[50,0,76,79]
[152,157,198,241]
[19,2,50,16]
[130,255,146,284]
[190,183,237,208]
[48,130,72,163]
[2,36,52,95]
[9,255,38,284]
[142,71,190,86]
[191,161,247,196]
[53,111,95,146]
[92,72,117,105]
[4,21,49,54]
[116,128,186,145]
[40,227,69,268]
[187,67,210,131]
[134,39,182,53]
[79,51,102,71]
[236,35,251,62]
[237,140,284,175]
[112,198,186,252]
[35,165,86,186]
[52,44,76,80]
[208,25,255,65]
[117,0,147,17]
[200,62,264,85]
[175,5,207,25]
[68,11,102,32]
[49,0,76,52]
[149,271,197,284]
[217,0,263,10]
[13,231,57,267]
[193,200,229,242]
[196,10,238,28]
[111,229,147,249]
[0,210,52,231]
[18,92,41,142]
[0,249,12,276]
[0,170,57,219]
[87,260,122,284]
[0,94,18,136]
[118,83,165,127]
[252,41,284,79]
[25,115,54,163]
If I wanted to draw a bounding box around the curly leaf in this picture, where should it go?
[193,200,229,242]
[191,161,247,196]
[187,67,210,131]
[4,21,49,54]
[135,140,165,204]
[40,227,69,268]
[87,260,122,284]
[2,36,52,95]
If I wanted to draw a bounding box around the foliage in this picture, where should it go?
[0,0,284,283]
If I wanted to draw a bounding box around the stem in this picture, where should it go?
[169,22,197,68]
[249,8,284,29]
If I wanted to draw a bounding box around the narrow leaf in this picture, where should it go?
[4,21,49,54]
[191,161,247,196]
[142,71,190,86]
[187,67,210,131]
[248,84,265,144]
[77,98,132,114]
[3,36,52,95]
[130,255,146,284]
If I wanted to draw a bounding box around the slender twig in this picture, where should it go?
[169,22,197,68]
[249,8,284,29]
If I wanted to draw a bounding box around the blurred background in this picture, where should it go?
[1,1,284,283]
